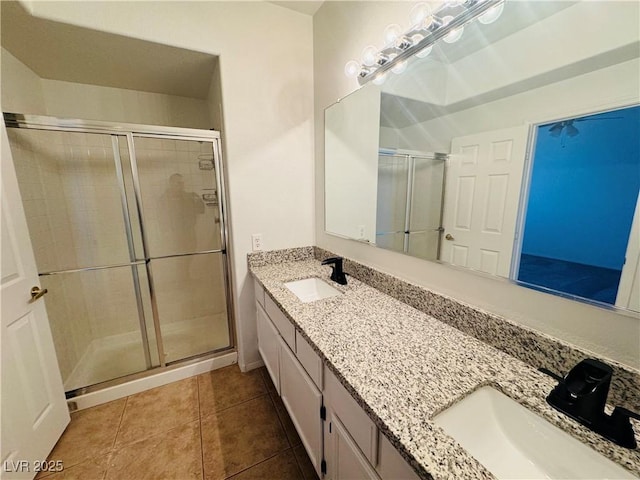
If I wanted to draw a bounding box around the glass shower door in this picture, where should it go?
[131,136,230,363]
[406,156,446,261]
[375,152,446,259]
[7,128,158,391]
[376,153,410,252]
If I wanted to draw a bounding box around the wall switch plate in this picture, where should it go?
[251,234,263,252]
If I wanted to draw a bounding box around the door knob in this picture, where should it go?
[445,233,455,241]
[30,286,48,301]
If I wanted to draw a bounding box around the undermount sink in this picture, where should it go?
[433,386,634,479]
[285,277,342,303]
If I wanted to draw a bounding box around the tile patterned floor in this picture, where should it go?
[38,366,318,480]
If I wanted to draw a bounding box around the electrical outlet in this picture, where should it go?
[251,234,263,252]
[358,225,365,239]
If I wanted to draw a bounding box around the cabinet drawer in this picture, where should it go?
[377,432,420,480]
[295,331,323,390]
[254,279,265,307]
[265,296,295,352]
[325,366,378,464]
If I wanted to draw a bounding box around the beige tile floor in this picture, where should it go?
[39,365,318,480]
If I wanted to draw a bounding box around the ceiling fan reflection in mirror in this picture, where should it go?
[546,114,622,145]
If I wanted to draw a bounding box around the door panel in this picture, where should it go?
[2,121,69,479]
[376,154,409,236]
[279,338,323,478]
[9,129,133,272]
[442,126,528,277]
[407,230,440,261]
[151,253,229,363]
[132,137,222,257]
[256,303,280,394]
[326,413,380,480]
[40,265,158,391]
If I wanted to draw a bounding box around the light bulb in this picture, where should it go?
[444,26,464,43]
[383,23,403,46]
[410,31,425,43]
[362,45,378,67]
[344,60,361,78]
[415,44,433,58]
[372,72,388,85]
[409,2,432,25]
[391,61,408,75]
[442,15,464,43]
[478,2,504,24]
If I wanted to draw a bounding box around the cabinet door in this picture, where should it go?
[256,302,280,394]
[279,337,323,478]
[324,366,378,464]
[377,432,420,480]
[325,411,381,480]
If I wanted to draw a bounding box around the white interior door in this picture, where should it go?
[441,125,529,277]
[616,193,640,311]
[1,121,69,479]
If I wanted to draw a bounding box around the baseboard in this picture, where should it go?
[240,359,265,372]
[68,351,237,411]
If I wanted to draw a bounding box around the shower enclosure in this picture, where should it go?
[4,113,234,396]
[376,151,447,261]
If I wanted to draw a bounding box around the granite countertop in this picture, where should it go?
[250,259,640,479]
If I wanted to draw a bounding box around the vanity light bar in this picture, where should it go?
[352,0,505,86]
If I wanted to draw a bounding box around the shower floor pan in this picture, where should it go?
[64,314,230,392]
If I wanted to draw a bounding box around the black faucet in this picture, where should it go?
[321,257,347,285]
[545,358,640,449]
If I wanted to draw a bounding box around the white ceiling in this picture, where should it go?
[1,1,218,99]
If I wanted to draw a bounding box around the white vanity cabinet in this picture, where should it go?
[254,282,324,478]
[254,278,420,480]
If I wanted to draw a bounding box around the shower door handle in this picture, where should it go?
[30,286,48,301]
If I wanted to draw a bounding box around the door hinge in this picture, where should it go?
[320,405,326,420]
[321,459,327,475]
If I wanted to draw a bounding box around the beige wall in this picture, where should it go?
[1,48,46,113]
[313,2,640,369]
[41,79,212,129]
[7,0,315,371]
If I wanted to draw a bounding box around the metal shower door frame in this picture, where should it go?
[3,112,236,392]
[377,150,448,257]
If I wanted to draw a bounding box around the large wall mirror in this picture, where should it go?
[325,1,640,313]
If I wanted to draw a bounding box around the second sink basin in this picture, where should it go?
[433,386,634,479]
[285,277,342,303]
